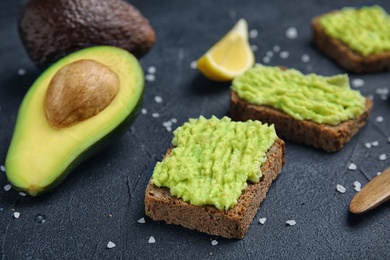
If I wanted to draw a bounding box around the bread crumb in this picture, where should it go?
[336,184,346,193]
[148,236,156,244]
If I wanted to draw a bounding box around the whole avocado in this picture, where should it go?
[18,0,155,69]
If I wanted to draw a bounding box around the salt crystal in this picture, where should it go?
[280,51,289,59]
[285,27,298,39]
[379,154,387,161]
[364,142,372,149]
[4,184,11,191]
[107,241,116,249]
[372,141,379,147]
[353,181,362,188]
[19,192,26,197]
[171,118,177,124]
[147,66,156,74]
[351,78,364,88]
[388,137,390,143]
[301,54,310,63]
[190,61,197,69]
[18,69,26,76]
[376,116,384,123]
[211,240,218,246]
[263,57,271,64]
[348,163,357,171]
[286,220,296,226]
[13,212,20,219]
[137,217,145,224]
[250,45,258,52]
[266,51,274,58]
[141,108,147,115]
[249,29,258,39]
[148,236,156,244]
[154,96,163,104]
[259,217,267,224]
[166,126,172,132]
[377,171,382,176]
[145,74,155,82]
[273,45,280,52]
[336,184,346,193]
[0,165,5,172]
[152,113,160,118]
[354,186,361,192]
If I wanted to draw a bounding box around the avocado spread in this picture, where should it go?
[319,5,390,56]
[231,65,366,125]
[151,116,277,210]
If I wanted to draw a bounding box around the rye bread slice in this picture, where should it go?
[145,138,285,239]
[230,91,372,153]
[312,13,390,73]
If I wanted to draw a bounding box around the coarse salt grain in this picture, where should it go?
[263,57,271,64]
[0,165,5,172]
[348,163,357,171]
[301,54,310,63]
[273,45,280,52]
[141,108,147,115]
[166,126,172,132]
[190,61,197,69]
[280,51,289,59]
[351,78,364,88]
[364,142,372,149]
[250,45,258,52]
[4,184,11,191]
[353,181,362,192]
[13,212,20,219]
[376,116,384,123]
[285,27,298,39]
[372,141,379,147]
[145,74,155,82]
[286,220,296,226]
[154,96,163,103]
[148,236,156,244]
[147,66,156,74]
[137,217,145,224]
[107,241,116,249]
[377,171,382,176]
[375,87,389,95]
[211,240,218,246]
[266,51,274,58]
[379,154,387,161]
[152,113,160,118]
[259,217,267,224]
[249,29,258,39]
[336,184,346,193]
[171,118,177,123]
[19,192,26,197]
[18,69,26,76]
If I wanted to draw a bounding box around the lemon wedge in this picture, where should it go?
[196,19,255,82]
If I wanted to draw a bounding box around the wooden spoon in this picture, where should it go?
[350,167,390,214]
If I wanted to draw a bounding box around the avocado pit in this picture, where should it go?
[45,59,119,129]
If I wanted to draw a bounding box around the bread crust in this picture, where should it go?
[145,138,285,239]
[230,91,372,152]
[312,13,390,73]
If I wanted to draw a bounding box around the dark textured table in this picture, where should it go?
[1,0,389,259]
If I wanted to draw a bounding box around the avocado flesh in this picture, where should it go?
[5,46,144,196]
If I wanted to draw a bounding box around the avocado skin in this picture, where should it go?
[18,0,155,69]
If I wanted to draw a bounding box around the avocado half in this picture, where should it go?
[5,46,144,196]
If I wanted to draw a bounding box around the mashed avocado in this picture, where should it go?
[319,5,390,56]
[151,116,277,210]
[231,65,366,125]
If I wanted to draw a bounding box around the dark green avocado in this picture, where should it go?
[18,0,155,69]
[5,46,144,196]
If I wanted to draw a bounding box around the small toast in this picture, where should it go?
[145,138,285,239]
[230,91,372,153]
[312,11,390,73]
